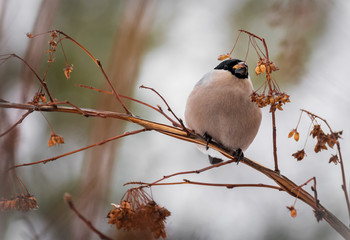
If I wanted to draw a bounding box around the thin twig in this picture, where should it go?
[228,30,242,56]
[63,193,113,240]
[11,128,146,169]
[272,111,279,172]
[140,157,241,188]
[0,109,33,137]
[0,54,55,102]
[127,180,283,191]
[46,101,88,116]
[77,84,182,126]
[140,85,188,131]
[183,179,283,190]
[293,177,320,209]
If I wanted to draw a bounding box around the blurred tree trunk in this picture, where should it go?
[0,0,8,51]
[0,0,61,239]
[71,1,156,239]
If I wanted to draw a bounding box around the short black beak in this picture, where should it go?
[234,66,248,79]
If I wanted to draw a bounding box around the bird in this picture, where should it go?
[185,59,262,164]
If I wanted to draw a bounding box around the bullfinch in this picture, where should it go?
[185,59,262,164]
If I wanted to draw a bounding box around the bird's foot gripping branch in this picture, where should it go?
[0,29,349,239]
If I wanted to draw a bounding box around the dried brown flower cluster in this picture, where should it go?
[107,189,170,239]
[310,124,341,153]
[47,31,58,63]
[0,195,38,212]
[29,92,47,105]
[292,149,306,161]
[26,32,34,38]
[63,64,74,79]
[250,58,291,113]
[48,132,65,147]
[217,53,232,61]
[250,91,290,112]
[290,121,342,163]
[254,58,279,75]
[329,154,339,165]
[287,205,297,218]
[288,129,300,141]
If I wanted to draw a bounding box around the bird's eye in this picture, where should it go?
[224,65,228,70]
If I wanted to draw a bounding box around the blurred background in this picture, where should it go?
[1,0,349,239]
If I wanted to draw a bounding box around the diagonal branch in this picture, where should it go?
[64,193,113,240]
[125,180,283,191]
[0,109,33,137]
[1,101,350,239]
[0,54,55,102]
[10,128,146,169]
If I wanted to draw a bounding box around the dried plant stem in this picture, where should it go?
[126,180,283,191]
[141,159,238,187]
[0,109,33,137]
[140,85,187,130]
[0,54,55,102]
[183,180,283,190]
[301,109,350,220]
[238,29,279,173]
[239,29,269,60]
[64,193,113,240]
[294,177,320,209]
[11,128,146,169]
[272,111,279,172]
[76,84,182,127]
[1,102,350,239]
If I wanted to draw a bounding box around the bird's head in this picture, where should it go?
[214,59,248,79]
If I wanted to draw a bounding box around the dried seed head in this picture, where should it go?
[329,154,339,165]
[39,94,47,103]
[26,32,34,38]
[250,91,290,112]
[269,62,279,71]
[292,149,306,161]
[0,195,38,212]
[294,131,300,142]
[48,132,65,147]
[255,66,261,75]
[259,64,266,74]
[288,130,295,139]
[50,31,59,39]
[310,125,323,138]
[217,54,231,61]
[63,65,74,79]
[107,199,171,239]
[287,206,297,218]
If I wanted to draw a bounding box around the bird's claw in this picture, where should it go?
[233,148,244,164]
[203,132,212,150]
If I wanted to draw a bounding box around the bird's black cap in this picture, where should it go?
[214,59,248,79]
